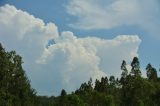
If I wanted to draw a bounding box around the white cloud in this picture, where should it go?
[37,32,141,95]
[0,4,59,95]
[0,4,141,96]
[66,0,160,35]
[0,4,58,49]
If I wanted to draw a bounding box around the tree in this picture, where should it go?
[105,95,115,106]
[131,57,141,77]
[120,60,128,85]
[76,78,93,94]
[146,64,157,81]
[0,43,36,105]
[94,77,108,92]
[61,89,67,97]
[121,60,128,78]
[64,94,86,106]
[109,76,115,86]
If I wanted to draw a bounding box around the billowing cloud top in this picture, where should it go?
[0,4,141,96]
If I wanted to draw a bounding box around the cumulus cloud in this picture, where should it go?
[0,4,141,96]
[37,33,141,94]
[66,0,160,35]
[0,4,59,95]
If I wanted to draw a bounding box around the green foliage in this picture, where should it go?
[146,64,158,81]
[61,89,67,97]
[61,94,86,106]
[121,60,128,79]
[105,95,115,106]
[0,43,36,105]
[131,57,141,77]
[94,77,108,92]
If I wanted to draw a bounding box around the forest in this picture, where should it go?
[0,43,160,106]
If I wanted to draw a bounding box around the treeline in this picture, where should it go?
[37,58,160,106]
[1,43,160,106]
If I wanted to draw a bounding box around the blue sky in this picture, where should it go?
[1,0,159,67]
[0,0,160,95]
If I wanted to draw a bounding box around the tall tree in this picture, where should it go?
[121,60,128,78]
[61,89,67,97]
[130,57,141,77]
[120,60,128,85]
[146,64,157,81]
[0,43,36,105]
[94,77,108,92]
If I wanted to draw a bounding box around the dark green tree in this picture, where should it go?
[0,43,36,105]
[146,64,157,81]
[131,57,141,77]
[94,77,108,92]
[109,76,116,86]
[61,89,67,97]
[121,60,128,80]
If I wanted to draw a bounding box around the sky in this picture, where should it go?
[0,0,160,96]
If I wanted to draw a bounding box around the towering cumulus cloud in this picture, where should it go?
[0,4,141,95]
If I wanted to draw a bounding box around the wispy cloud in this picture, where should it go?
[0,4,141,95]
[66,0,160,36]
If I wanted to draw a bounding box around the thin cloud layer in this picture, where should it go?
[66,0,160,35]
[0,4,141,96]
